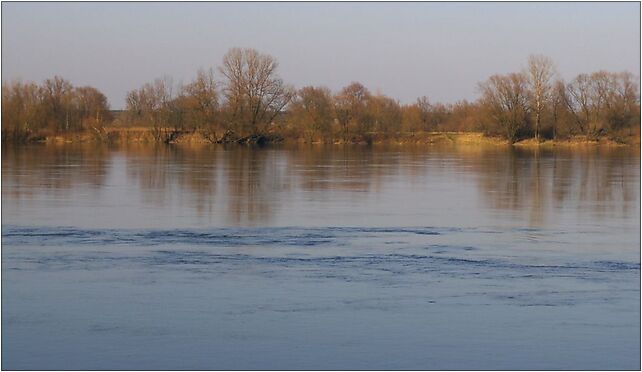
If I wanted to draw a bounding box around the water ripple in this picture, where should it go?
[2,225,450,247]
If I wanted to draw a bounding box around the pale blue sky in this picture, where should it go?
[2,2,640,109]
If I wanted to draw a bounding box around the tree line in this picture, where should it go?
[2,77,112,142]
[2,48,639,144]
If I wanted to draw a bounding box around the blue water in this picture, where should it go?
[2,145,640,369]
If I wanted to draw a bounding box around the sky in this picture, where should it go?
[2,2,640,109]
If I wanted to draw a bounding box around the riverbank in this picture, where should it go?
[5,127,640,148]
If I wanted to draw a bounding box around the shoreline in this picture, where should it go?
[5,127,639,148]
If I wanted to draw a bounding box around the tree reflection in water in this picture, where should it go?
[2,143,638,227]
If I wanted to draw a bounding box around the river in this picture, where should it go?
[2,143,639,369]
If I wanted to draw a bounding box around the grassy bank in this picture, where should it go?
[6,126,639,148]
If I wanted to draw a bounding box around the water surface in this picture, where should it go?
[2,144,640,369]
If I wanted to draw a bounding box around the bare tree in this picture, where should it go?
[74,86,112,130]
[527,54,555,141]
[601,72,639,133]
[415,96,432,131]
[124,77,182,142]
[367,94,402,136]
[125,78,172,126]
[289,86,334,142]
[564,73,593,134]
[479,73,530,142]
[219,48,294,137]
[401,96,431,133]
[334,82,371,141]
[562,71,637,136]
[550,79,567,139]
[2,80,43,141]
[40,76,74,132]
[180,69,219,141]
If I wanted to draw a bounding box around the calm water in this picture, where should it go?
[2,143,640,370]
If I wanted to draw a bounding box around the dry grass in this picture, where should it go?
[513,136,632,148]
[33,127,640,148]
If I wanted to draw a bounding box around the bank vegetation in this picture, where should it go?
[3,48,639,146]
